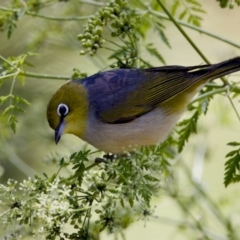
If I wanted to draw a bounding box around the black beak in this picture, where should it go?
[55,119,65,144]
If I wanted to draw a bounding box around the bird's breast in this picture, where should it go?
[83,108,183,153]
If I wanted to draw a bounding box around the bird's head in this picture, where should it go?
[47,81,89,144]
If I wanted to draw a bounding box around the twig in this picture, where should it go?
[190,87,228,104]
[0,6,89,21]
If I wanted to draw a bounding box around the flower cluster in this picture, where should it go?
[0,146,173,239]
[0,178,72,239]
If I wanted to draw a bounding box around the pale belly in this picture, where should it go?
[84,108,183,153]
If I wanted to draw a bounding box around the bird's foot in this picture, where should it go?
[94,153,116,164]
[103,153,116,161]
[94,153,129,164]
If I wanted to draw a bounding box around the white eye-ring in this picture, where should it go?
[57,103,69,117]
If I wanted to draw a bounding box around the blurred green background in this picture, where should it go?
[1,0,240,239]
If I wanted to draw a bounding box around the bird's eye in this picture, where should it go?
[57,103,69,117]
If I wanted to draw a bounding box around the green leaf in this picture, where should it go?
[192,16,202,27]
[18,75,25,85]
[226,150,239,158]
[187,15,193,24]
[179,9,187,20]
[13,95,30,105]
[8,114,17,133]
[162,149,174,159]
[7,14,17,39]
[143,174,159,182]
[177,109,200,152]
[154,22,171,49]
[224,144,240,187]
[3,105,14,115]
[227,142,240,147]
[171,0,180,16]
[138,188,151,206]
[139,58,153,68]
[232,174,240,183]
[0,95,11,105]
[128,198,134,208]
[43,173,48,179]
[191,7,206,13]
[59,158,65,166]
[120,198,125,208]
[146,44,166,65]
[187,0,201,6]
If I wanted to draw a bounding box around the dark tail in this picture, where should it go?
[195,56,240,81]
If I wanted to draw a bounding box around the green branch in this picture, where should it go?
[26,12,89,21]
[19,71,69,80]
[0,72,18,80]
[227,95,240,122]
[0,69,69,81]
[0,6,89,21]
[0,55,69,80]
[190,87,228,104]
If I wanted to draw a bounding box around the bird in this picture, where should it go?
[47,57,240,153]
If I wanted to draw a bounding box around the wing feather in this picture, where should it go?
[78,57,240,124]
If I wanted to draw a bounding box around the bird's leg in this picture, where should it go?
[94,153,129,164]
[95,157,107,164]
[94,153,116,164]
[103,153,116,161]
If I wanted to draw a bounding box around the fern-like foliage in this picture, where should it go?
[6,13,18,39]
[146,43,166,65]
[224,142,240,187]
[177,84,214,152]
[177,107,200,152]
[170,0,206,26]
[153,21,171,49]
[0,53,32,132]
[0,95,30,133]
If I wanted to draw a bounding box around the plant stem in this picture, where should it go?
[168,178,211,239]
[85,162,99,171]
[0,69,69,81]
[190,87,228,104]
[227,95,240,122]
[180,161,237,237]
[0,55,70,80]
[26,11,89,21]
[0,72,18,80]
[148,10,240,50]
[0,141,37,177]
[0,6,89,21]
[9,70,19,103]
[0,55,13,67]
[155,0,209,64]
[19,71,69,80]
[154,0,229,85]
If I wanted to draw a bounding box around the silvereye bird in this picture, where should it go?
[47,57,240,153]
